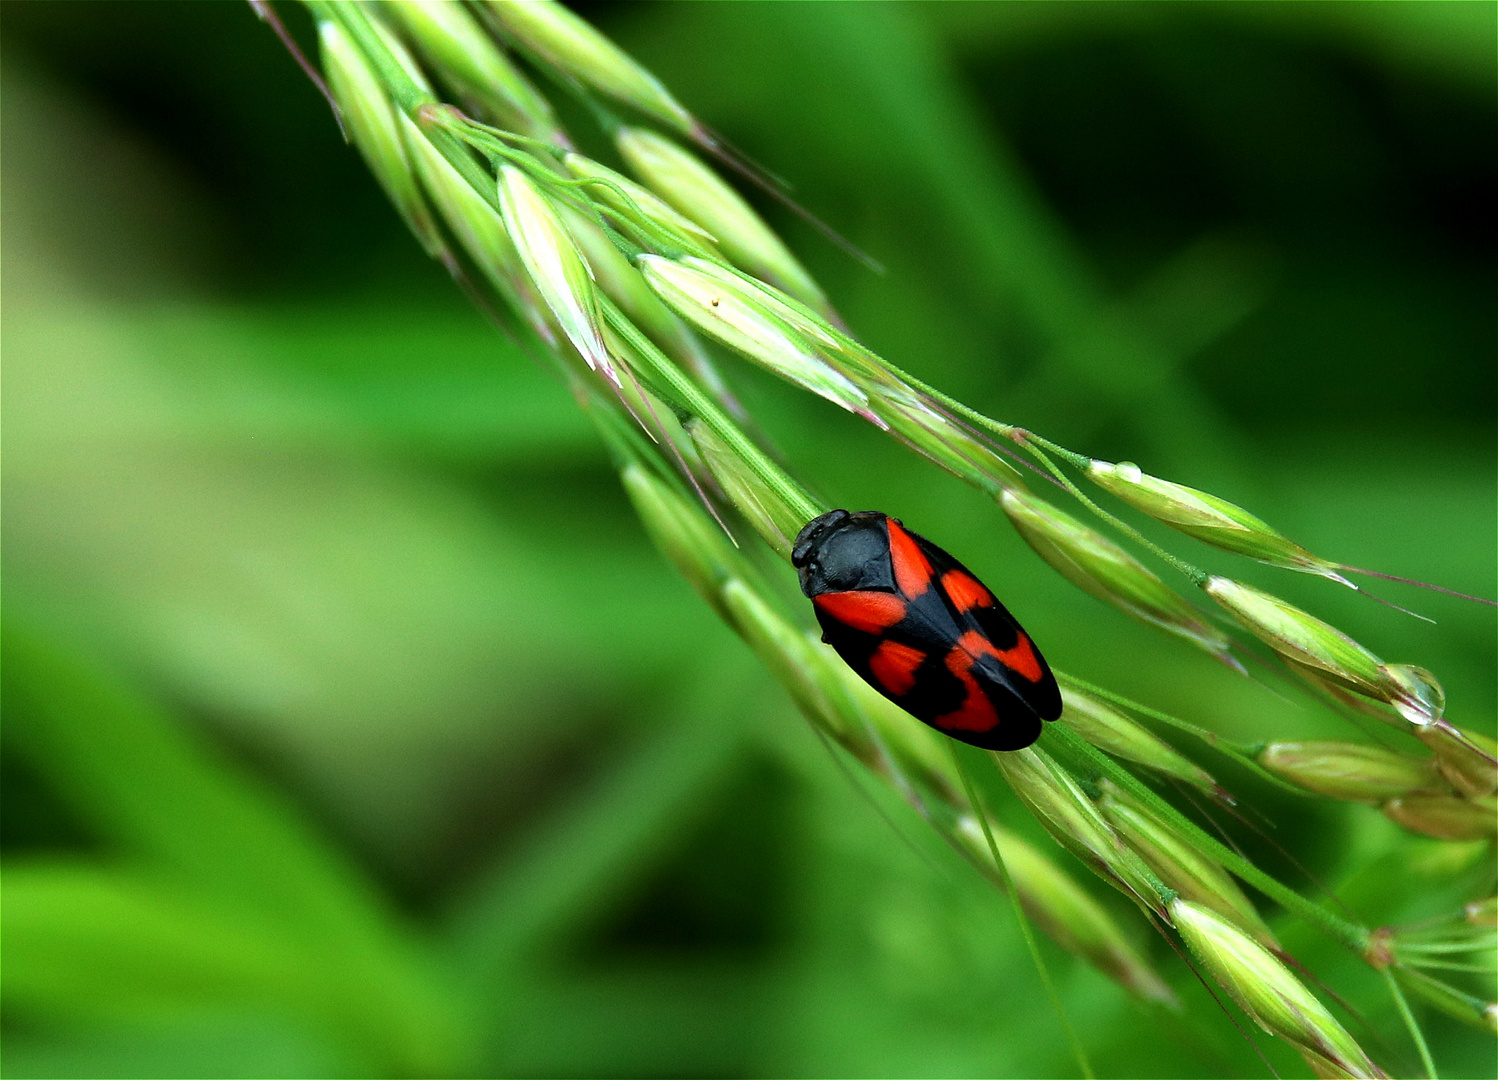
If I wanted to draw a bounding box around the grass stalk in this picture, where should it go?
[1384,967,1439,1079]
[1042,723,1372,954]
[952,745,1096,1080]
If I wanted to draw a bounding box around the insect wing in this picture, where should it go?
[905,526,1064,726]
[810,515,1059,752]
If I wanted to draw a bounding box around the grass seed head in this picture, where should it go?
[1000,487,1235,662]
[1098,781,1276,947]
[1087,460,1343,579]
[686,421,805,558]
[1259,741,1440,803]
[620,463,736,611]
[481,0,695,136]
[557,207,730,405]
[319,20,447,260]
[1060,686,1217,793]
[497,163,617,384]
[1171,900,1381,1078]
[953,815,1178,1005]
[992,746,1169,916]
[638,255,867,415]
[397,113,565,347]
[719,579,874,756]
[1203,576,1393,700]
[385,0,565,144]
[617,127,831,315]
[1382,794,1497,842]
[563,152,718,249]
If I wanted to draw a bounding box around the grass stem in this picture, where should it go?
[951,745,1096,1080]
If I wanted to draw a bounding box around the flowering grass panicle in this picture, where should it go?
[282,2,1495,1072]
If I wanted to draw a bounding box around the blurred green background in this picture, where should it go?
[3,2,1494,1077]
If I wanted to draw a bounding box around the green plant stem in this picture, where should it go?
[1041,723,1373,954]
[951,746,1095,1080]
[1383,967,1439,1079]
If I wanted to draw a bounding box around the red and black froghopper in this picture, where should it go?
[792,510,1062,751]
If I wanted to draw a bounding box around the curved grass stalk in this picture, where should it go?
[952,746,1096,1080]
[271,3,1494,1069]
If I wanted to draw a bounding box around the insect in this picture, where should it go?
[792,509,1062,751]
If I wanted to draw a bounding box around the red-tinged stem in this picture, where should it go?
[1341,566,1497,607]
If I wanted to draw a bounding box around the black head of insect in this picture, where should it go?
[792,510,896,598]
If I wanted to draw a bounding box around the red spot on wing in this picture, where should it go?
[933,646,1000,732]
[955,628,1046,684]
[941,569,993,613]
[814,590,907,634]
[869,640,925,696]
[886,520,934,598]
[995,632,1045,683]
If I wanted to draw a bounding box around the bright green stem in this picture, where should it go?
[1041,723,1373,954]
[951,746,1095,1080]
[600,299,822,528]
[1383,967,1439,1080]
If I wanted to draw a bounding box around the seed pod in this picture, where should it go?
[497,164,617,384]
[992,747,1167,916]
[563,152,718,249]
[1300,1049,1370,1079]
[1060,686,1217,793]
[319,20,447,260]
[1099,782,1276,947]
[618,127,831,316]
[1000,488,1235,664]
[1465,896,1497,926]
[1415,723,1496,799]
[686,421,802,558]
[1258,741,1439,803]
[481,0,696,137]
[638,255,867,415]
[1086,461,1348,580]
[1383,794,1497,842]
[384,0,565,144]
[1172,900,1380,1078]
[1203,577,1391,699]
[953,815,1177,1005]
[1290,664,1404,726]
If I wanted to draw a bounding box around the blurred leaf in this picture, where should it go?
[2,626,468,1075]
